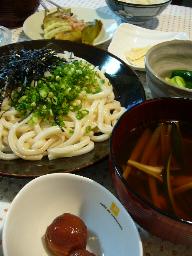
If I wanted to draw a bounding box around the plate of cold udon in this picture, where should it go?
[0,40,145,177]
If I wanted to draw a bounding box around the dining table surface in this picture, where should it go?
[1,0,192,255]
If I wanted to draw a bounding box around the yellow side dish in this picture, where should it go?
[125,45,151,67]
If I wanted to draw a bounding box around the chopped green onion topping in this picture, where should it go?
[11,60,102,126]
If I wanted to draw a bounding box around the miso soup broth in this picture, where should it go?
[122,120,192,222]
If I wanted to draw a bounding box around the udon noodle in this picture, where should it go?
[0,52,125,160]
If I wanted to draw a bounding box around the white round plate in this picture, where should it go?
[23,7,118,46]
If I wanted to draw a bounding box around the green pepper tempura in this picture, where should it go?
[11,60,103,127]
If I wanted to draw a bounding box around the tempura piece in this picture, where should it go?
[42,9,103,45]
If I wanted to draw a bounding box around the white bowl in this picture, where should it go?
[2,173,143,256]
[106,0,171,23]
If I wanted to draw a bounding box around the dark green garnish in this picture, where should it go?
[171,70,192,82]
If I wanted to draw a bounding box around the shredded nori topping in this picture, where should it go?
[0,48,62,107]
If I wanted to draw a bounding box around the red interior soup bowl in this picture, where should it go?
[109,97,192,245]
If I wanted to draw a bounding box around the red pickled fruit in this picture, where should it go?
[45,213,88,256]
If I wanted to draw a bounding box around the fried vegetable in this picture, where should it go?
[42,9,102,45]
[43,8,71,30]
[81,20,102,45]
[54,30,82,42]
[43,9,85,40]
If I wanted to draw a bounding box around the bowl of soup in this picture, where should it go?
[110,97,192,245]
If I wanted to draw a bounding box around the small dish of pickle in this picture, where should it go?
[145,40,192,98]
